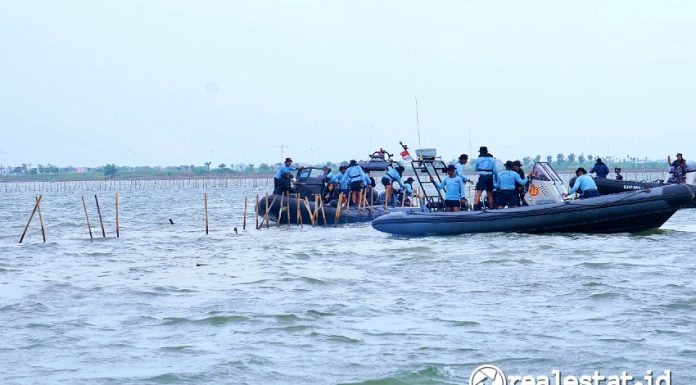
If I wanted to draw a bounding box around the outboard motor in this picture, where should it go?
[524,162,567,206]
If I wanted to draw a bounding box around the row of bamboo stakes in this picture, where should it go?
[1,177,273,193]
[18,188,424,243]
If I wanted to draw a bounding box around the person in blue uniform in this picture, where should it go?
[402,177,415,207]
[589,158,610,179]
[332,163,350,199]
[430,164,466,212]
[473,146,497,210]
[273,157,297,194]
[496,161,529,208]
[381,164,405,205]
[345,159,367,205]
[565,167,600,199]
[455,154,472,183]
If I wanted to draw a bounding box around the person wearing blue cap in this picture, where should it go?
[273,157,297,194]
[565,167,600,199]
[496,160,529,208]
[430,164,466,211]
[473,146,498,210]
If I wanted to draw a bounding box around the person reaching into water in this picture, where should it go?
[431,164,466,212]
[381,164,405,205]
[589,158,610,179]
[565,167,600,199]
[496,161,530,208]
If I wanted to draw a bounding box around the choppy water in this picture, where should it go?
[1,184,695,384]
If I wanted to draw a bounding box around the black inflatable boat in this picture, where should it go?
[372,184,694,236]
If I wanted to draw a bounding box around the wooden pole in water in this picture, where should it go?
[255,194,259,230]
[334,192,343,227]
[95,195,106,238]
[286,192,291,226]
[81,195,93,242]
[115,192,120,238]
[319,197,327,226]
[276,193,284,226]
[303,197,315,227]
[19,195,42,243]
[36,196,46,243]
[243,195,248,230]
[296,193,303,228]
[264,192,270,229]
[260,195,277,229]
[204,193,209,235]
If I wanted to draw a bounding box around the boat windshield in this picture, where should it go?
[531,163,552,181]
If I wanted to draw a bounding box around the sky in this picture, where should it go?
[1,0,695,167]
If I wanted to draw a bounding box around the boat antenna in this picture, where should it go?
[415,96,422,149]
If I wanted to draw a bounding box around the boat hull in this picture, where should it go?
[372,184,694,236]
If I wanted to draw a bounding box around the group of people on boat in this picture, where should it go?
[273,149,690,213]
[322,160,416,207]
[430,147,534,211]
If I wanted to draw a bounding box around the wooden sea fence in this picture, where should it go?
[0,175,274,193]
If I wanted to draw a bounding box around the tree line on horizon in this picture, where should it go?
[1,152,671,179]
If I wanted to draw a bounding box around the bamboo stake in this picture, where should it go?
[115,193,120,238]
[401,190,407,207]
[95,195,106,238]
[334,192,343,227]
[36,196,46,243]
[19,195,41,243]
[204,193,209,234]
[303,197,315,226]
[260,195,277,228]
[243,195,248,230]
[81,195,93,242]
[319,199,327,226]
[286,192,291,226]
[276,193,284,226]
[255,194,259,230]
[296,194,303,228]
[264,192,270,229]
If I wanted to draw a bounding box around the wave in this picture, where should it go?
[340,366,459,385]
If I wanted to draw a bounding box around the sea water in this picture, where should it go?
[1,185,694,384]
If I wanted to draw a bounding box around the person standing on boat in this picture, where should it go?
[513,160,528,206]
[565,167,600,199]
[273,157,297,194]
[473,146,498,210]
[590,158,610,179]
[381,164,405,205]
[346,160,367,205]
[668,153,687,184]
[496,161,529,208]
[431,164,466,212]
[455,154,472,184]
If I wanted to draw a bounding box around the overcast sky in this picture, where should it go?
[1,0,694,167]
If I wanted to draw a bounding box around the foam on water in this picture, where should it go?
[1,186,695,384]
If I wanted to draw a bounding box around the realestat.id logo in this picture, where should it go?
[470,365,507,385]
